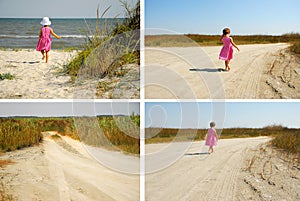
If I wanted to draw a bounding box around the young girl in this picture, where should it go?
[219,28,240,71]
[36,17,61,63]
[205,122,218,154]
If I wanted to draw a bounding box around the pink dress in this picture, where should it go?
[219,37,233,60]
[205,128,217,146]
[36,27,52,52]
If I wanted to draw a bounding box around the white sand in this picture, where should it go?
[145,43,300,99]
[146,137,271,201]
[0,49,76,98]
[0,49,140,99]
[0,133,139,201]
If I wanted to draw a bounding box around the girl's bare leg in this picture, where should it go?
[225,60,230,71]
[45,51,49,63]
[41,50,45,60]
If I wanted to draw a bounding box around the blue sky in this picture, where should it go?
[145,0,300,35]
[0,0,138,18]
[0,102,140,117]
[145,102,300,129]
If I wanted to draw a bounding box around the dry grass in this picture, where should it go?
[0,119,43,152]
[271,130,300,155]
[290,41,300,54]
[0,115,140,155]
[145,33,300,47]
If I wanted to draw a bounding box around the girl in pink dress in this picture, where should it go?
[205,122,218,154]
[219,28,240,71]
[36,17,61,63]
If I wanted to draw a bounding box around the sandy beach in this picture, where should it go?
[0,49,139,99]
[145,137,300,201]
[0,132,139,201]
[145,43,300,99]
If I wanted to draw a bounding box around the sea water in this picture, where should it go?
[0,18,124,49]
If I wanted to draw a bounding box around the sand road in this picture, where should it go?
[145,43,300,99]
[145,137,270,201]
[0,133,139,201]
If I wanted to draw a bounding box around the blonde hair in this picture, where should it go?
[210,122,216,128]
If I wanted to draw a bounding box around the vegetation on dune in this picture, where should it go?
[145,33,300,47]
[290,41,300,54]
[271,130,300,155]
[0,73,15,81]
[0,119,43,152]
[64,1,140,82]
[0,115,140,155]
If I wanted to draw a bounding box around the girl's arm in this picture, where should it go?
[230,37,240,51]
[39,29,42,38]
[214,129,218,140]
[50,28,62,39]
[220,35,224,42]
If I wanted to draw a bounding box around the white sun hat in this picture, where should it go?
[40,17,51,26]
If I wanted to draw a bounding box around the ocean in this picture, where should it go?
[0,18,124,49]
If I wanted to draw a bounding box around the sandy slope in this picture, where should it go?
[0,49,139,99]
[145,137,271,201]
[145,43,300,99]
[0,133,139,201]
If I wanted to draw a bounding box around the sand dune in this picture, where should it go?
[145,43,300,99]
[0,133,139,201]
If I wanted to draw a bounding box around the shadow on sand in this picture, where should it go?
[184,152,209,156]
[7,60,40,65]
[189,68,226,72]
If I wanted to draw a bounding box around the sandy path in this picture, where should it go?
[145,137,270,201]
[0,134,139,201]
[0,50,77,98]
[145,43,300,99]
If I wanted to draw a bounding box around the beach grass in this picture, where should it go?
[145,33,300,47]
[271,130,300,154]
[0,119,43,152]
[0,115,140,154]
[290,41,300,54]
[0,73,15,81]
[64,1,140,82]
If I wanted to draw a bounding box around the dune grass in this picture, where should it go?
[290,41,300,54]
[271,130,300,154]
[0,73,15,81]
[0,115,140,154]
[0,119,43,152]
[145,33,300,47]
[64,1,140,82]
